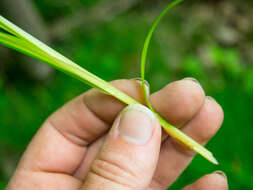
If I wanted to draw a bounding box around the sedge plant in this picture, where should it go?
[0,0,218,164]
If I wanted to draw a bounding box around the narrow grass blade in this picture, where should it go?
[0,16,139,105]
[141,0,184,111]
[0,2,218,164]
[141,0,218,164]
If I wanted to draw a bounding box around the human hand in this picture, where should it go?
[7,78,227,190]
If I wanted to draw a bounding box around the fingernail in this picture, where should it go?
[213,170,227,180]
[182,77,202,87]
[118,104,155,145]
[206,96,216,102]
[132,78,150,94]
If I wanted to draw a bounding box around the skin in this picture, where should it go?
[7,78,228,190]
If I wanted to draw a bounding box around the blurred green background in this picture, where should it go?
[0,0,253,189]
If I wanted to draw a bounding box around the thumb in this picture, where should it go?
[82,104,161,190]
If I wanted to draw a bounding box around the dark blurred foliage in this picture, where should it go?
[1,0,253,189]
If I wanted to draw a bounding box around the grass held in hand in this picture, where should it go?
[0,0,218,164]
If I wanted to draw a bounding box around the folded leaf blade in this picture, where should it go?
[0,1,218,164]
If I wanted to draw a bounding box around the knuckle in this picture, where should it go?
[89,157,138,188]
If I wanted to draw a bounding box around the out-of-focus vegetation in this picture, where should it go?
[0,0,253,189]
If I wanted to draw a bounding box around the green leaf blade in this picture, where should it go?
[0,2,218,164]
[140,0,183,112]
